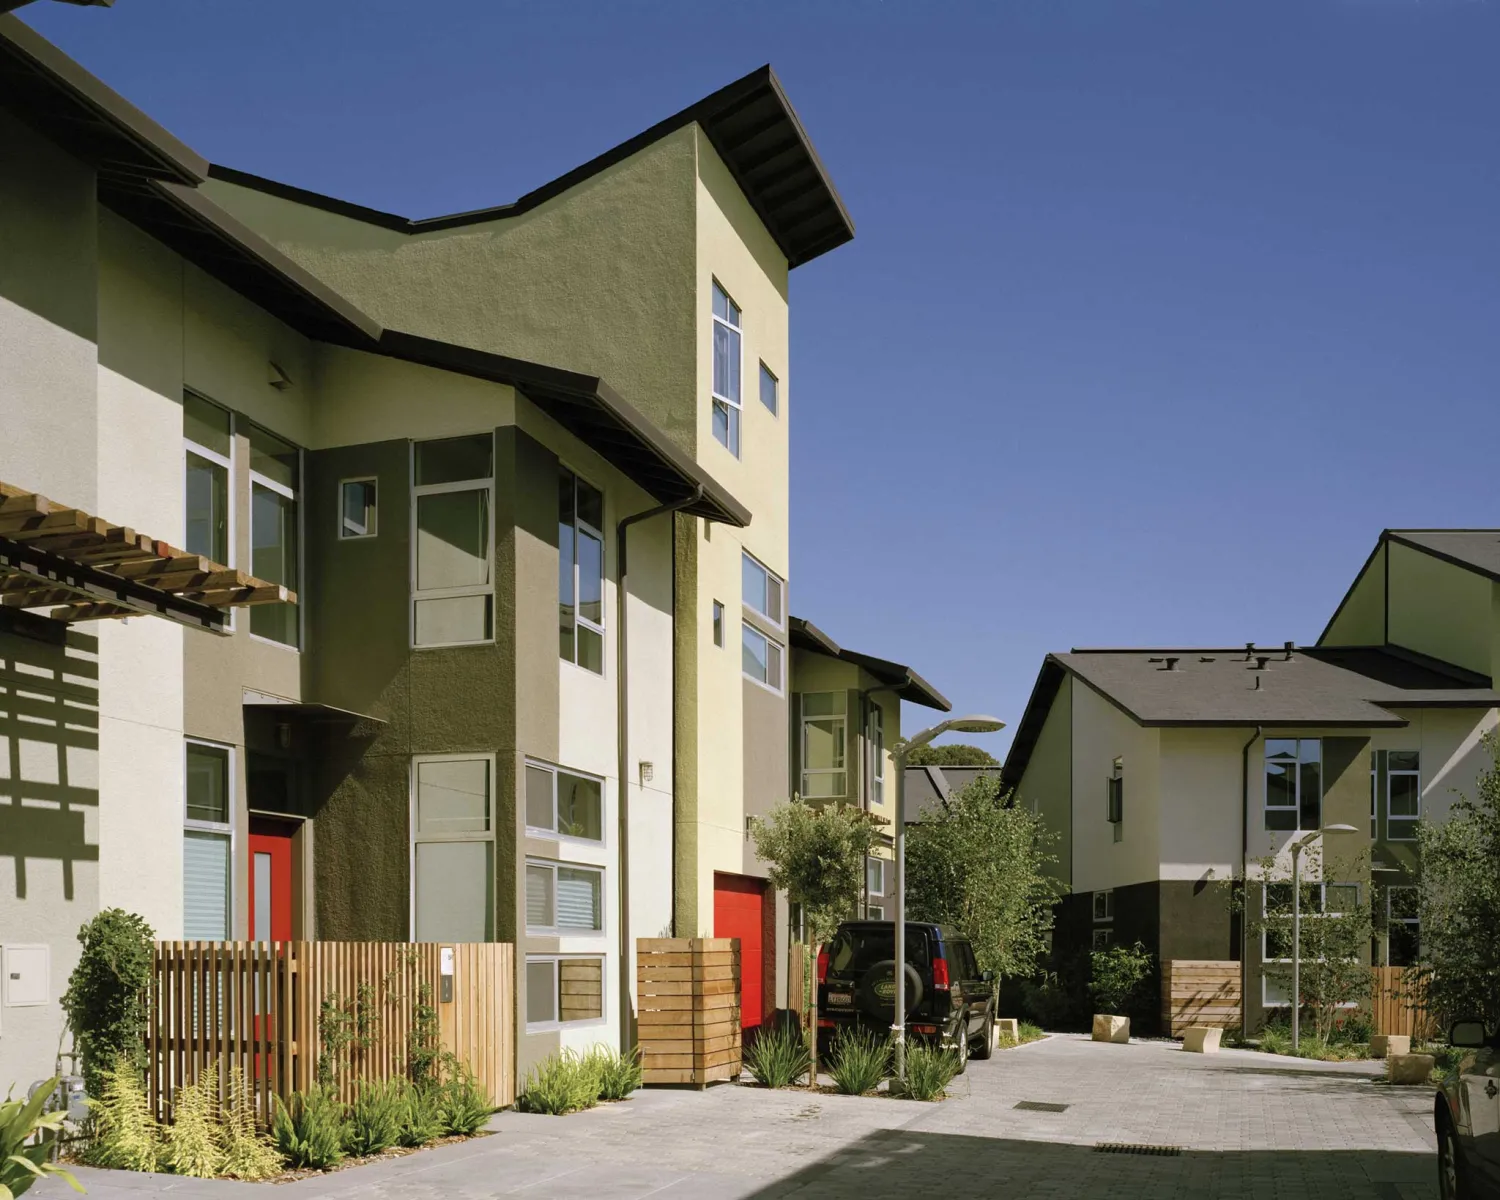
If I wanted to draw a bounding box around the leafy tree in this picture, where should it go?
[905,775,1063,983]
[749,798,884,1087]
[1411,733,1500,1029]
[61,908,155,1099]
[1089,942,1154,1017]
[904,743,999,767]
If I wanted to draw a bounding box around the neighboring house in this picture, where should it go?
[788,616,950,935]
[0,17,753,1089]
[200,73,855,1039]
[902,763,1004,822]
[1004,528,1500,1032]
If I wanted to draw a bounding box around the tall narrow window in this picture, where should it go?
[711,282,742,456]
[800,692,846,798]
[1106,756,1123,841]
[741,552,783,626]
[712,600,725,648]
[865,856,886,919]
[183,393,230,565]
[559,470,604,673]
[184,740,232,940]
[1264,738,1321,832]
[1386,886,1419,966]
[759,362,778,415]
[867,704,885,807]
[411,756,493,942]
[742,623,783,693]
[248,424,300,647]
[1386,751,1421,841]
[340,478,377,539]
[412,434,493,647]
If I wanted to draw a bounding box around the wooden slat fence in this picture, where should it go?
[1371,966,1434,1040]
[147,941,514,1124]
[637,937,741,1087]
[1161,960,1242,1036]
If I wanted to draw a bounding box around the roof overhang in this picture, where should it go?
[0,482,293,633]
[788,615,950,711]
[243,694,384,726]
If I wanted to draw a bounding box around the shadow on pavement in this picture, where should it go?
[745,1129,1436,1200]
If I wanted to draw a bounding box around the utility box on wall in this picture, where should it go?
[3,944,51,1008]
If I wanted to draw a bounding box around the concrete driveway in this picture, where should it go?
[38,1034,1440,1199]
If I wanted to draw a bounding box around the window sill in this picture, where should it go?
[249,633,300,653]
[742,673,784,697]
[524,1017,609,1034]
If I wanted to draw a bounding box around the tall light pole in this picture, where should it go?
[1289,823,1358,1049]
[890,715,1005,1081]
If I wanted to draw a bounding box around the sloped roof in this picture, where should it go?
[788,616,950,711]
[1387,530,1500,583]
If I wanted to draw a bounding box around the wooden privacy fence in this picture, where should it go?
[147,941,514,1124]
[636,938,741,1087]
[1161,960,1242,1036]
[1371,966,1434,1040]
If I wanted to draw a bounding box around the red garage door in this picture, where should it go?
[713,873,767,1033]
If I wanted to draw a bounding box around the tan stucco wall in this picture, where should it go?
[1070,681,1160,893]
[1157,727,1249,884]
[1321,544,1386,646]
[1387,541,1492,675]
[1014,675,1074,888]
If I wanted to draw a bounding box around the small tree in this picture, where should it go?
[1089,942,1154,1018]
[61,908,156,1099]
[750,798,883,1088]
[905,775,1063,985]
[1412,733,1500,1029]
[904,744,998,767]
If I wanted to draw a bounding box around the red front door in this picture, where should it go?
[248,818,295,942]
[713,873,767,1033]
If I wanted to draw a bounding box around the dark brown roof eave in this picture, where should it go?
[787,616,950,711]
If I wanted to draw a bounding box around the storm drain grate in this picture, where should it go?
[1094,1143,1183,1157]
[1013,1100,1069,1113]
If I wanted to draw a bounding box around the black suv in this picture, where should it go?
[816,921,995,1070]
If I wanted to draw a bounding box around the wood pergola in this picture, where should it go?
[0,481,293,633]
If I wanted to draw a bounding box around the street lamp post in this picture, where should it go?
[1289,823,1358,1049]
[890,714,1005,1082]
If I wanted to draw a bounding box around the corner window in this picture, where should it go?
[741,553,783,626]
[559,470,604,673]
[1106,756,1123,839]
[411,756,494,942]
[711,282,742,456]
[412,434,493,647]
[184,740,232,940]
[183,392,230,566]
[525,956,604,1028]
[1386,886,1419,966]
[868,704,885,807]
[525,860,604,935]
[800,692,846,798]
[248,424,300,647]
[1386,751,1421,841]
[1264,738,1321,832]
[712,600,724,648]
[759,362,778,415]
[742,623,783,693]
[525,761,604,842]
[339,478,377,539]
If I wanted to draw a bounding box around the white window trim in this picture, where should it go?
[869,705,885,807]
[1260,881,1361,961]
[524,759,607,847]
[184,737,235,940]
[800,692,846,797]
[1385,754,1421,841]
[184,392,235,631]
[409,753,497,940]
[866,904,886,921]
[741,622,784,695]
[866,856,887,898]
[560,467,605,673]
[338,476,378,540]
[741,551,784,629]
[1261,970,1359,1010]
[247,429,303,652]
[1092,889,1114,923]
[1263,738,1322,833]
[525,858,607,938]
[524,954,608,1032]
[409,437,495,650]
[711,280,742,458]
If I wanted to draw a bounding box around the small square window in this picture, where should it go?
[1092,890,1113,922]
[759,363,778,415]
[340,479,377,538]
[1091,928,1114,951]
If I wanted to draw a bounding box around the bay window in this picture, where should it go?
[412,434,493,647]
[800,692,846,798]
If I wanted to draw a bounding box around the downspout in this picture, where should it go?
[616,485,703,1053]
[1239,725,1262,1039]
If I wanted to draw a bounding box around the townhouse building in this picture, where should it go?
[1004,529,1500,1031]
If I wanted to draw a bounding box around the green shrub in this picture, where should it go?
[219,1068,281,1181]
[744,1024,811,1089]
[897,1043,960,1101]
[1329,1012,1373,1045]
[1018,1021,1045,1043]
[394,1079,444,1147]
[517,1050,600,1116]
[828,1029,889,1096]
[346,1078,404,1157]
[2,1078,84,1198]
[61,908,156,1100]
[85,1055,160,1172]
[162,1065,223,1179]
[435,1066,493,1136]
[272,1087,348,1170]
[587,1046,642,1101]
[1089,942,1154,1017]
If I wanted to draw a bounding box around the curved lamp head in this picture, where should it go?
[902,714,1006,755]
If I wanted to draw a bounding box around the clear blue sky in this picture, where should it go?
[23,0,1498,759]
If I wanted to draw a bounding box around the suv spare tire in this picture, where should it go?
[856,959,923,1022]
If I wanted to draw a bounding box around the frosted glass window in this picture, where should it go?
[413,841,492,942]
[184,831,230,940]
[416,759,490,833]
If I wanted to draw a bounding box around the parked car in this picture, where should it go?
[1436,1019,1500,1198]
[816,921,995,1070]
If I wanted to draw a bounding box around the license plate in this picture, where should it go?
[827,992,852,1006]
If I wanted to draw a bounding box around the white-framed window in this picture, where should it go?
[742,623,784,693]
[184,739,233,940]
[411,434,493,648]
[759,362,778,415]
[868,704,885,807]
[866,904,886,921]
[1093,890,1114,922]
[410,755,494,942]
[866,856,886,900]
[339,478,377,539]
[559,469,604,673]
[1260,881,1360,961]
[1092,928,1114,951]
[741,552,783,627]
[1386,751,1421,841]
[1264,738,1322,832]
[1106,756,1123,841]
[1386,885,1419,966]
[184,392,232,567]
[524,760,604,843]
[248,423,301,648]
[711,281,741,456]
[525,955,605,1029]
[525,860,604,935]
[712,600,724,648]
[800,691,846,798]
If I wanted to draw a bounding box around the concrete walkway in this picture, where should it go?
[37,1034,1441,1199]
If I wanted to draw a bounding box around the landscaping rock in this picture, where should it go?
[996,1018,1020,1043]
[1387,1053,1435,1085]
[1369,1034,1410,1059]
[1182,1026,1222,1054]
[1092,1014,1130,1044]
